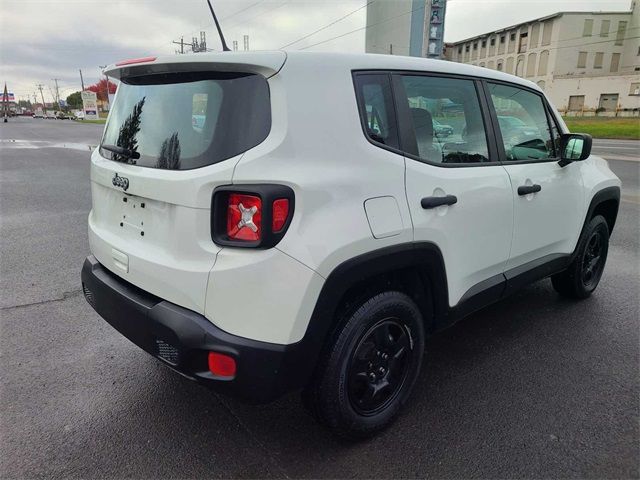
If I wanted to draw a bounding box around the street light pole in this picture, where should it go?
[98,65,109,112]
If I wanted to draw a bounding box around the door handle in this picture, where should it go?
[517,184,542,196]
[421,195,458,209]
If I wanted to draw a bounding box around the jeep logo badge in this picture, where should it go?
[112,173,129,191]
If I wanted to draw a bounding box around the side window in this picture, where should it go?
[354,74,399,150]
[399,75,491,164]
[488,83,555,161]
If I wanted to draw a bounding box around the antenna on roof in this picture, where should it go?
[205,0,231,52]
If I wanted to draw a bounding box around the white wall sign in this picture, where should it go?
[81,90,99,120]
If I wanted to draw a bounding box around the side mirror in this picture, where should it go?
[558,133,592,167]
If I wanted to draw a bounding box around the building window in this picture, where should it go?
[541,20,553,45]
[481,39,487,48]
[510,32,516,41]
[500,35,505,44]
[583,19,593,37]
[611,53,621,72]
[518,32,528,53]
[465,44,470,52]
[577,51,587,68]
[600,19,610,37]
[516,56,525,76]
[568,95,585,111]
[615,21,627,46]
[594,52,604,69]
[473,42,478,50]
[497,60,504,71]
[538,50,549,75]
[630,83,640,95]
[526,52,537,77]
[530,23,540,47]
[490,38,496,46]
[458,46,462,54]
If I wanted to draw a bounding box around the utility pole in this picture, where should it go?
[36,83,46,109]
[79,69,85,91]
[172,36,186,54]
[99,65,109,112]
[52,78,61,108]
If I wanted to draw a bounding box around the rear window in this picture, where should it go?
[100,72,270,170]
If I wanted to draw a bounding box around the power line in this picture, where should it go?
[299,1,427,51]
[280,0,374,49]
[225,0,290,30]
[222,0,267,21]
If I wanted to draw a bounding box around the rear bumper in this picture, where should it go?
[81,255,313,403]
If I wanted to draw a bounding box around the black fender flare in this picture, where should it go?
[572,186,620,260]
[282,242,448,389]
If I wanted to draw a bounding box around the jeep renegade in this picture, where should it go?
[81,51,621,438]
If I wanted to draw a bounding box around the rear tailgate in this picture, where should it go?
[89,52,285,314]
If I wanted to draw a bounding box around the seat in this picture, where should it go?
[410,108,439,162]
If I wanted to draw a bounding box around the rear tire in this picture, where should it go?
[551,215,609,299]
[303,291,425,439]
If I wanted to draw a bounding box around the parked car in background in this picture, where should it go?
[433,119,454,137]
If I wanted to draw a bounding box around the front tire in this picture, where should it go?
[552,215,609,299]
[304,291,425,439]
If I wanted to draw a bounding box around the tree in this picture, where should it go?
[114,97,145,164]
[156,132,181,170]
[66,91,82,109]
[87,79,117,101]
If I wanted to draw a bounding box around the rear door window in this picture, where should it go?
[101,72,270,170]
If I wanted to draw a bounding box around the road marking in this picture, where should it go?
[0,139,96,151]
[593,146,639,151]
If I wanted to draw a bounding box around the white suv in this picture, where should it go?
[81,51,621,438]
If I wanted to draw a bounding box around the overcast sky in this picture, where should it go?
[0,0,631,103]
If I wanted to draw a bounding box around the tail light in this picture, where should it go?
[227,194,262,241]
[212,184,294,248]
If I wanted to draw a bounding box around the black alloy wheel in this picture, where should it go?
[347,318,411,416]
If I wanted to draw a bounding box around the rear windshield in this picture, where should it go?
[100,71,270,170]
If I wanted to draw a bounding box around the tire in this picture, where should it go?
[303,291,425,439]
[551,215,609,299]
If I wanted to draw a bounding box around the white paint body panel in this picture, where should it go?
[88,51,620,346]
[405,163,514,305]
[502,161,584,270]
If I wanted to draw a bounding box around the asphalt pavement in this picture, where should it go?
[1,117,638,479]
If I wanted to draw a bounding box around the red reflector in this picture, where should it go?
[115,56,157,66]
[208,352,236,377]
[272,198,290,232]
[227,193,262,241]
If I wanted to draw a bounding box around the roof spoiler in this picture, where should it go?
[103,51,287,81]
